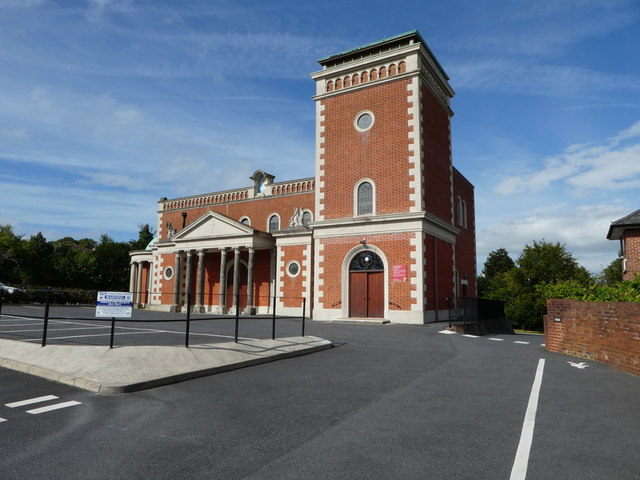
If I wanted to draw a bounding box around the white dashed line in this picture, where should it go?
[5,395,59,408]
[514,341,530,345]
[488,338,504,341]
[27,401,82,415]
[438,330,457,335]
[0,417,6,423]
[463,334,479,338]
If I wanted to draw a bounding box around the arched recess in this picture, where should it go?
[342,246,388,319]
[354,178,375,216]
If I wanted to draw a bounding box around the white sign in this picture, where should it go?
[96,291,133,318]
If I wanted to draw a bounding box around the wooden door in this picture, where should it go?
[349,271,384,318]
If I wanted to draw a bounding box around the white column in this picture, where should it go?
[195,250,206,313]
[218,248,228,313]
[246,247,255,314]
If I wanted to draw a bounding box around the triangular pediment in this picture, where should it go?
[172,211,255,241]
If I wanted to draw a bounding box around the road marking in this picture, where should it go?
[5,395,59,408]
[438,330,457,335]
[510,358,545,480]
[0,417,6,423]
[488,337,504,341]
[463,334,478,338]
[26,401,82,415]
[540,344,545,347]
[2,326,109,334]
[514,341,530,345]
[568,361,589,369]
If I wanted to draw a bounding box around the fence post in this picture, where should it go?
[272,295,277,340]
[41,290,51,347]
[301,297,306,337]
[234,293,240,343]
[185,292,191,348]
[109,318,116,348]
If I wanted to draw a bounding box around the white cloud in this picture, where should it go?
[494,120,640,195]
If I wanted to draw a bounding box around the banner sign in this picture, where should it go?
[96,291,133,318]
[392,264,407,282]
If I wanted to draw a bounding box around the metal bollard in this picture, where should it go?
[41,291,51,347]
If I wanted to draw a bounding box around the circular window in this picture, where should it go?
[164,266,174,280]
[355,111,374,132]
[287,261,300,277]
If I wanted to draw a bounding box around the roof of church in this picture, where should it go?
[317,30,449,80]
[607,208,640,240]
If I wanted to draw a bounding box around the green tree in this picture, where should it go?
[130,224,155,251]
[0,224,24,285]
[93,234,131,290]
[21,232,56,286]
[478,248,515,297]
[598,258,623,286]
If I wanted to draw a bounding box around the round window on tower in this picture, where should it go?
[287,261,301,278]
[354,111,374,132]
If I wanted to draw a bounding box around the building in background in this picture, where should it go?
[607,209,640,281]
[129,30,476,324]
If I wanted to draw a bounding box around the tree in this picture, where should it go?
[130,224,155,251]
[93,234,131,290]
[478,248,515,297]
[482,248,515,279]
[598,258,623,286]
[0,224,24,285]
[481,240,592,331]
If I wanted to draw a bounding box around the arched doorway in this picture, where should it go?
[349,250,384,318]
[226,263,248,311]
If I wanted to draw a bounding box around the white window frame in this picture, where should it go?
[354,179,375,216]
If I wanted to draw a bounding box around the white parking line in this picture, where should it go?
[2,326,109,334]
[0,417,6,423]
[462,334,478,338]
[514,341,530,345]
[5,395,59,408]
[27,401,82,415]
[510,358,545,480]
[488,337,504,341]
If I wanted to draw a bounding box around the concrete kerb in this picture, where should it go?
[0,336,333,394]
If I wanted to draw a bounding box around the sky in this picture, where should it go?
[0,0,639,274]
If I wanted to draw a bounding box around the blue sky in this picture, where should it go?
[1,0,639,274]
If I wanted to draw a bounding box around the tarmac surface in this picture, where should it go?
[0,336,333,394]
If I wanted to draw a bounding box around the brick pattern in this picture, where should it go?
[453,168,477,296]
[545,299,640,376]
[160,192,314,240]
[623,229,640,281]
[277,244,308,308]
[421,84,453,223]
[320,79,413,219]
[318,234,417,313]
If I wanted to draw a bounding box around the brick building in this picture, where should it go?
[129,30,477,324]
[607,208,640,281]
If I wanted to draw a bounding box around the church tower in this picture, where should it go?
[310,30,474,323]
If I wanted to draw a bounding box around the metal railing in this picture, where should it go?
[0,289,308,349]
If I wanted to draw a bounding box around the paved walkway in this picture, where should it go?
[0,336,332,394]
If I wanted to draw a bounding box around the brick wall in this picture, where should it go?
[544,299,640,376]
[623,229,640,281]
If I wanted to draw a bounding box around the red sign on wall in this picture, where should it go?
[392,264,407,282]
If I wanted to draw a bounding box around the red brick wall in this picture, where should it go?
[452,168,477,297]
[545,299,640,376]
[319,234,417,312]
[423,235,454,311]
[320,79,413,219]
[421,84,452,223]
[279,245,308,308]
[160,192,314,240]
[623,229,640,281]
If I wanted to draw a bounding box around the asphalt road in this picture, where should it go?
[1,319,639,480]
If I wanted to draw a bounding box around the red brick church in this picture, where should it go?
[129,30,476,324]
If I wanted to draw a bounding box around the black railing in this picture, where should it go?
[0,289,308,349]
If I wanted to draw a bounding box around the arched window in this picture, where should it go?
[240,217,250,226]
[302,211,312,227]
[357,181,373,216]
[268,215,279,233]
